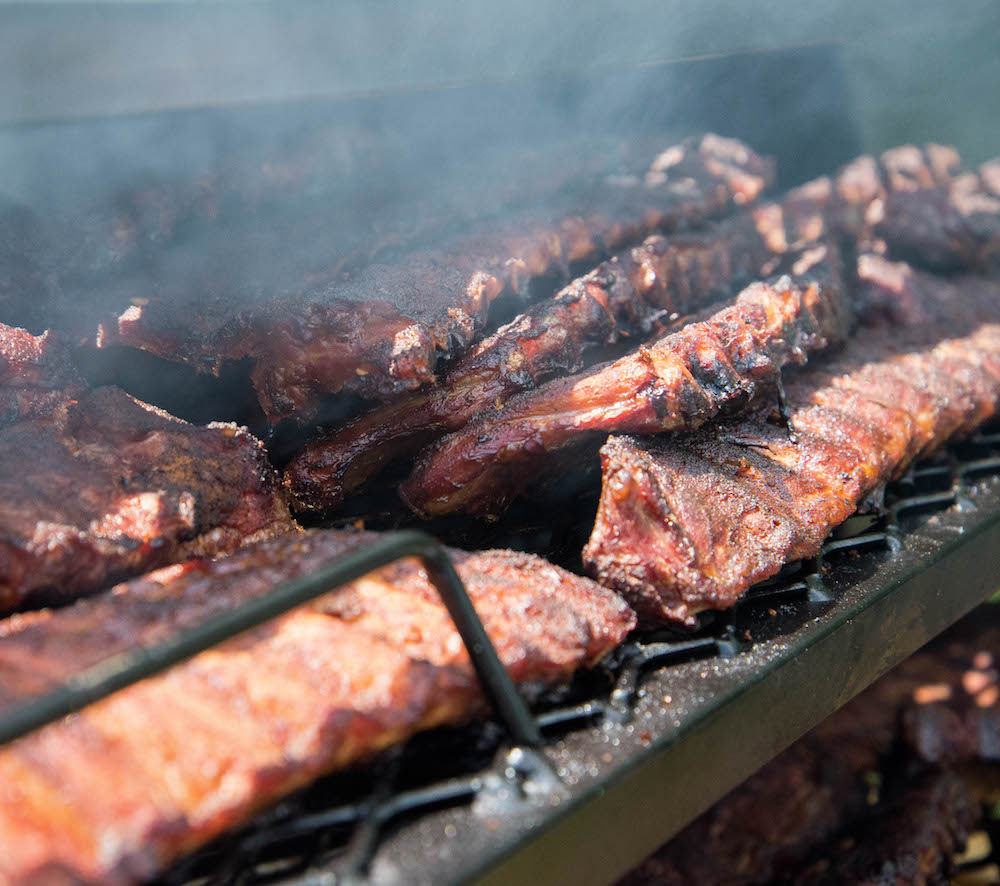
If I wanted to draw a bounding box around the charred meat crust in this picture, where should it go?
[285,168,846,515]
[0,386,293,612]
[583,273,1000,624]
[0,529,634,886]
[285,214,778,513]
[0,323,85,428]
[88,134,774,424]
[400,242,847,520]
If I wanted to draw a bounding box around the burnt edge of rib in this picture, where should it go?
[0,530,542,751]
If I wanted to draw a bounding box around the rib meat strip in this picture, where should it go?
[286,213,780,513]
[0,323,84,427]
[401,242,848,519]
[0,385,293,613]
[783,143,1000,272]
[583,277,1000,624]
[0,529,635,886]
[93,134,772,424]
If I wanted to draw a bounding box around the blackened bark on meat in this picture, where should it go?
[285,167,840,515]
[234,135,774,423]
[0,386,293,612]
[285,214,777,513]
[0,529,634,886]
[874,153,1000,272]
[856,251,1000,332]
[401,242,847,520]
[80,134,772,425]
[786,143,1000,273]
[583,273,1000,624]
[617,683,899,886]
[0,323,84,427]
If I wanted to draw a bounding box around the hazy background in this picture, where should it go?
[0,0,997,158]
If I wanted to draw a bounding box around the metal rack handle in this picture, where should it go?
[0,530,543,749]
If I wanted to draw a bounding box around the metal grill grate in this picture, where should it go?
[147,424,1000,886]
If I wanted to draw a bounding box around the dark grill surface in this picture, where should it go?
[148,424,1000,886]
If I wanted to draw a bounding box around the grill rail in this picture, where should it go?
[139,426,1000,885]
[5,431,1000,886]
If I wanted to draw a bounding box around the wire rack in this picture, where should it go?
[128,424,1000,886]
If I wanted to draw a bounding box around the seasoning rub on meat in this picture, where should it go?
[583,271,1000,624]
[401,242,848,519]
[0,373,293,613]
[0,529,634,886]
[79,134,772,425]
[0,323,84,427]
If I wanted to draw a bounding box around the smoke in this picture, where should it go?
[0,0,996,377]
[1,0,997,195]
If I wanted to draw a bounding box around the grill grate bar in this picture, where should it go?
[142,423,1000,884]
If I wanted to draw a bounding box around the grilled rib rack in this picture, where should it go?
[0,423,984,886]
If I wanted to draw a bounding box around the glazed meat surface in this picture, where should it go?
[0,386,292,612]
[78,134,772,424]
[0,529,634,886]
[0,323,84,427]
[583,273,1000,624]
[401,242,847,519]
[286,213,779,512]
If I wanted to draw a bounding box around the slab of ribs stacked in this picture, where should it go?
[1,131,999,885]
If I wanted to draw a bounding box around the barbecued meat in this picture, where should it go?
[401,242,847,519]
[786,770,977,886]
[872,152,1000,272]
[0,323,84,427]
[583,272,1000,624]
[784,143,1000,272]
[284,169,835,515]
[70,134,772,425]
[0,386,292,612]
[4,125,649,337]
[0,529,634,886]
[897,618,1000,765]
[622,606,1000,886]
[286,213,780,512]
